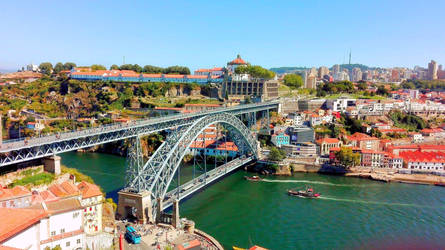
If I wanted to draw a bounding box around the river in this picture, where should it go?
[61,152,445,249]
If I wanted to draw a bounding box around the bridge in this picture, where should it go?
[0,101,278,166]
[0,101,279,224]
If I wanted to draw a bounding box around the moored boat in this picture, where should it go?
[434,182,445,187]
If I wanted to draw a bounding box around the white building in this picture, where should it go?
[77,181,103,235]
[326,98,356,112]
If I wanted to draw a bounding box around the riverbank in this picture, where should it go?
[290,163,445,186]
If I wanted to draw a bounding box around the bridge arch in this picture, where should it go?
[126,112,258,206]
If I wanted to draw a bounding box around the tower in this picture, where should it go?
[349,50,352,65]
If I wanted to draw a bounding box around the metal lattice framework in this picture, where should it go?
[125,112,258,211]
[0,102,278,167]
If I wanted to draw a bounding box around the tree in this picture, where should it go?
[283,74,303,89]
[164,66,190,75]
[110,64,119,70]
[53,62,64,74]
[335,147,360,168]
[91,64,106,71]
[38,62,53,75]
[357,82,367,90]
[63,62,76,70]
[235,65,275,79]
[376,85,389,96]
[143,65,164,73]
[269,147,286,162]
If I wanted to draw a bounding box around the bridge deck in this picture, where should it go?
[162,157,253,210]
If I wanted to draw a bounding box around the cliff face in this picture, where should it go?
[165,85,201,97]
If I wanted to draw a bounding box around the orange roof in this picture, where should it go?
[228,55,247,65]
[176,239,201,250]
[0,186,31,201]
[48,181,80,198]
[184,103,221,107]
[0,246,23,250]
[164,74,185,78]
[142,73,162,78]
[316,138,340,144]
[0,208,47,242]
[330,147,341,152]
[77,181,102,199]
[187,75,208,79]
[421,128,444,134]
[400,151,445,163]
[154,107,183,111]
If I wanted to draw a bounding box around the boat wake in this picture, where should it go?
[318,196,445,209]
[261,179,362,187]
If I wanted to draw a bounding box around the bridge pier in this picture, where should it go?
[172,199,180,228]
[43,155,61,175]
[117,190,152,224]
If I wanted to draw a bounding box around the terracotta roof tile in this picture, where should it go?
[0,208,47,242]
[77,182,102,199]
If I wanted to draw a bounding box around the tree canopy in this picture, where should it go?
[335,146,360,168]
[283,74,304,89]
[38,62,53,75]
[53,62,64,74]
[91,64,107,71]
[235,65,275,79]
[269,147,286,161]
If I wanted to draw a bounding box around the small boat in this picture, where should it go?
[244,176,262,181]
[233,247,246,250]
[434,182,445,187]
[288,187,320,198]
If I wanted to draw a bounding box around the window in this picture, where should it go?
[66,241,70,247]
[60,228,65,234]
[77,239,81,244]
[51,231,56,236]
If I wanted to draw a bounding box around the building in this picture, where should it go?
[281,142,317,157]
[400,151,445,172]
[332,64,340,75]
[420,128,445,139]
[305,73,317,89]
[194,67,224,77]
[316,138,342,155]
[318,66,329,79]
[0,185,32,208]
[428,60,438,80]
[77,182,103,235]
[271,131,290,147]
[297,99,326,111]
[347,132,380,151]
[287,126,315,144]
[70,69,223,84]
[190,140,239,157]
[223,78,279,101]
[226,55,248,73]
[326,98,356,112]
[0,198,85,250]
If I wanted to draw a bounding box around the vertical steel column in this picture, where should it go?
[204,129,207,184]
[125,136,144,191]
[176,161,180,199]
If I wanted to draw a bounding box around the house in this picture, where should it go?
[408,132,423,143]
[77,182,103,235]
[0,185,32,208]
[420,128,445,138]
[0,198,85,250]
[271,131,290,147]
[347,132,380,151]
[316,138,342,156]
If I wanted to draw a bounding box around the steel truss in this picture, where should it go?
[0,102,278,167]
[125,112,258,216]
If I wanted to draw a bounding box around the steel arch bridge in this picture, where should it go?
[123,112,258,217]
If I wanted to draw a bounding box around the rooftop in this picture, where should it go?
[0,208,47,242]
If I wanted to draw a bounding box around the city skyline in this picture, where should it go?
[1,0,445,71]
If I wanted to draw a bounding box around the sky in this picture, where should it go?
[1,0,445,71]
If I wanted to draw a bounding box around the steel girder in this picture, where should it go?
[125,112,257,213]
[0,102,277,167]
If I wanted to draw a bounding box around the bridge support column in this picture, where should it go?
[117,190,152,224]
[172,199,180,228]
[156,197,163,223]
[43,155,61,175]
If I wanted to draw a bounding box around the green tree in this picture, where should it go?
[235,65,275,79]
[38,62,53,75]
[269,147,286,162]
[91,64,106,71]
[110,64,119,70]
[335,147,360,168]
[53,62,64,74]
[143,65,164,73]
[283,73,303,89]
[376,85,389,96]
[63,62,76,70]
[357,82,367,90]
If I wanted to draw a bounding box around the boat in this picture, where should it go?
[244,176,262,181]
[233,247,246,250]
[434,182,445,187]
[287,187,320,198]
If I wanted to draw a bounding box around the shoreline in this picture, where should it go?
[264,163,445,186]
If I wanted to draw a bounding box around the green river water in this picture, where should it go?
[61,152,445,249]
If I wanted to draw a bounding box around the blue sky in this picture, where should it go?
[1,0,444,71]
